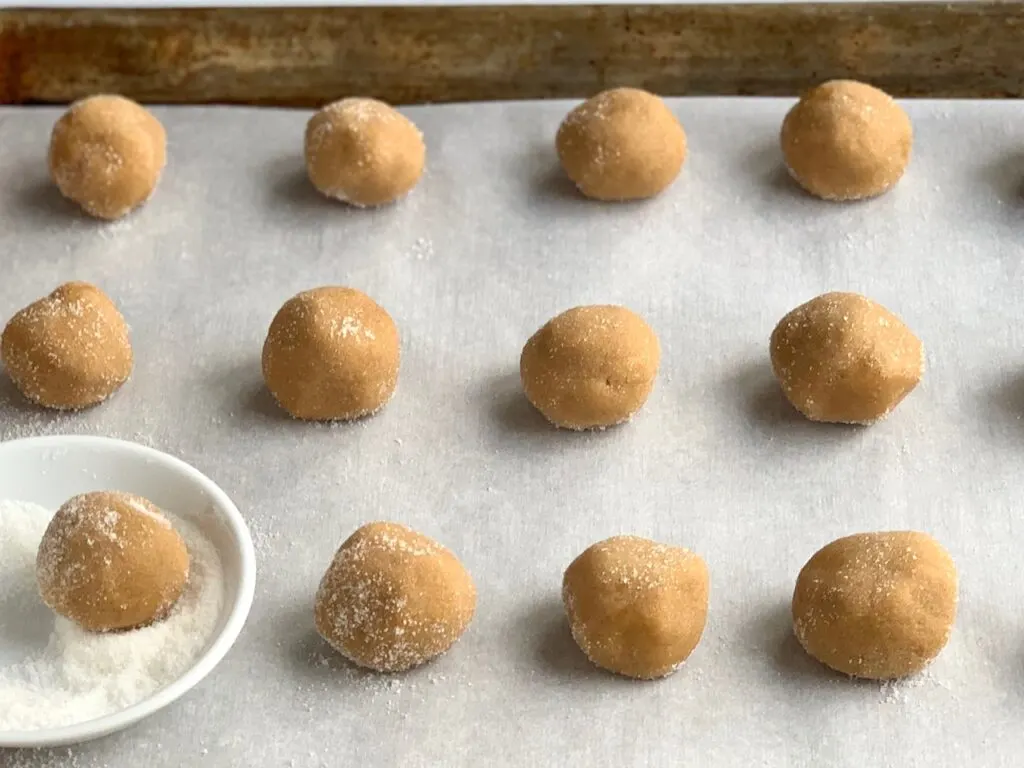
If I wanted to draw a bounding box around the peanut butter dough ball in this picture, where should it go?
[48,94,167,220]
[37,492,190,632]
[315,522,476,672]
[1,281,133,410]
[781,80,912,201]
[262,286,400,421]
[769,291,923,424]
[563,535,709,680]
[556,87,687,201]
[304,97,425,207]
[792,531,957,680]
[520,305,660,430]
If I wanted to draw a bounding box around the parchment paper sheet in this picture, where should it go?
[1,98,1023,767]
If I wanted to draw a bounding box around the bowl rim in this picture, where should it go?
[0,434,257,749]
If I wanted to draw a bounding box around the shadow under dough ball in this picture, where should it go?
[304,97,425,207]
[769,291,923,424]
[37,491,190,632]
[0,281,133,410]
[556,87,687,201]
[792,531,957,680]
[520,304,660,430]
[48,94,167,220]
[314,522,477,672]
[780,79,912,201]
[562,535,709,680]
[261,286,400,421]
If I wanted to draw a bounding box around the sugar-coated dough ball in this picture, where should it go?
[315,522,476,672]
[792,531,957,679]
[1,281,133,410]
[769,291,922,424]
[520,305,660,430]
[781,80,912,201]
[48,94,167,220]
[556,87,687,201]
[262,286,399,421]
[563,535,709,679]
[37,491,190,632]
[304,97,425,207]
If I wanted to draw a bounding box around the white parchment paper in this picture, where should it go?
[1,98,1023,767]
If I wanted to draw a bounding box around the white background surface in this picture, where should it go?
[0,97,1023,767]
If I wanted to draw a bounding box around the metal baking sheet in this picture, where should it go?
[0,1,907,7]
[1,98,1022,767]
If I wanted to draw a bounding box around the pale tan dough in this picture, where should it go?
[562,535,709,679]
[37,491,190,633]
[520,304,660,430]
[262,286,400,421]
[304,97,425,207]
[314,522,476,672]
[556,87,687,201]
[1,281,133,410]
[769,291,923,424]
[48,94,167,220]
[792,531,957,679]
[780,80,912,201]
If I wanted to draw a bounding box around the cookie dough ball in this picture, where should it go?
[1,281,133,410]
[48,94,167,220]
[315,522,476,672]
[793,531,957,679]
[37,492,190,632]
[563,535,709,679]
[769,291,922,424]
[304,97,425,207]
[781,80,912,201]
[262,286,399,421]
[520,305,660,429]
[556,87,687,201]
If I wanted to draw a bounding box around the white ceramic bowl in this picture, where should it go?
[0,435,256,748]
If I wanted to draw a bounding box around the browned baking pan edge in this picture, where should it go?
[0,3,1021,106]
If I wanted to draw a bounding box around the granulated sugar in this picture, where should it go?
[0,498,224,731]
[409,237,433,261]
[881,673,929,704]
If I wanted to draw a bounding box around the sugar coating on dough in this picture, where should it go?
[0,281,133,411]
[556,87,687,201]
[37,491,190,633]
[520,304,660,430]
[562,535,709,680]
[780,80,912,201]
[304,98,425,207]
[769,291,923,425]
[261,286,400,421]
[792,531,958,680]
[314,522,476,673]
[48,94,167,220]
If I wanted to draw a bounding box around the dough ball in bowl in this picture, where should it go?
[262,286,400,421]
[48,94,167,220]
[314,522,476,672]
[769,291,923,424]
[520,304,660,429]
[563,535,709,679]
[1,281,133,410]
[556,87,686,201]
[792,531,957,679]
[781,80,912,201]
[37,491,190,633]
[304,97,425,207]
